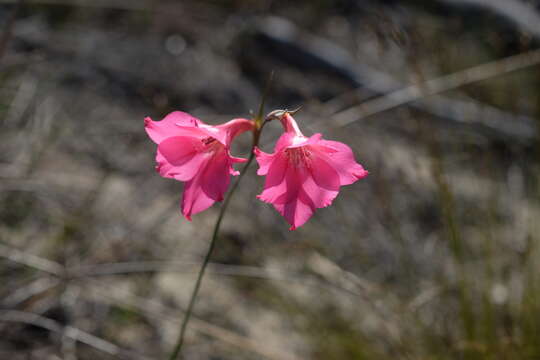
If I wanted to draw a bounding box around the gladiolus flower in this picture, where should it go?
[145,111,253,220]
[254,112,368,230]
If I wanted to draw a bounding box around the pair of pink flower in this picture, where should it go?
[145,111,368,230]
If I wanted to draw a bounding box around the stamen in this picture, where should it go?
[286,146,312,168]
[202,137,216,145]
[200,136,223,154]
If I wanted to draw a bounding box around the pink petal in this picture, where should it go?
[215,118,254,145]
[257,149,339,229]
[315,140,368,185]
[144,111,200,143]
[254,147,275,176]
[279,113,304,137]
[230,155,248,163]
[193,118,253,147]
[155,151,177,179]
[228,152,247,176]
[263,164,315,230]
[286,133,322,149]
[157,136,209,181]
[274,132,297,153]
[309,151,341,191]
[201,151,231,202]
[302,171,339,209]
[273,164,336,229]
[254,111,368,229]
[257,153,289,204]
[180,150,235,220]
[273,190,315,230]
[181,172,215,221]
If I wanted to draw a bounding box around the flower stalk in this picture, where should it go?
[167,74,273,360]
[150,71,367,358]
[167,141,256,360]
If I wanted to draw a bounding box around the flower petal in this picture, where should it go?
[181,172,215,221]
[302,171,339,209]
[254,147,275,176]
[274,132,297,153]
[145,111,200,143]
[201,150,231,202]
[231,156,248,163]
[315,140,368,185]
[286,133,322,149]
[309,151,341,191]
[257,153,289,204]
[157,136,209,181]
[216,118,254,145]
[254,112,368,229]
[273,189,315,230]
[279,113,304,137]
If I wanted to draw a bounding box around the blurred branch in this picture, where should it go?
[0,0,149,10]
[70,261,399,305]
[0,310,150,359]
[408,286,443,311]
[71,260,297,280]
[1,243,405,356]
[0,0,23,62]
[0,242,298,358]
[255,17,537,143]
[329,47,540,129]
[306,253,403,342]
[86,280,303,360]
[1,276,60,307]
[0,243,65,276]
[0,242,375,297]
[60,281,81,360]
[439,0,540,39]
[0,244,302,359]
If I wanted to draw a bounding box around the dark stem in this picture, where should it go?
[0,0,23,62]
[167,147,257,360]
[168,72,273,360]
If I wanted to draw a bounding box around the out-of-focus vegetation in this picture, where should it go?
[1,0,540,359]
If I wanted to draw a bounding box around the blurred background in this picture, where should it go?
[1,0,540,359]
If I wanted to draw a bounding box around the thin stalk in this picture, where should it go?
[0,0,23,62]
[168,71,273,359]
[167,150,256,360]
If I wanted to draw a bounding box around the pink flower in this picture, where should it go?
[254,112,368,230]
[145,111,253,220]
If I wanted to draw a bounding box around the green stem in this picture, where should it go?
[167,141,258,360]
[168,71,272,360]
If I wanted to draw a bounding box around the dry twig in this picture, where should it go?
[0,0,23,62]
[440,0,540,39]
[85,280,303,360]
[256,16,538,142]
[0,310,150,359]
[327,47,540,130]
[0,0,149,10]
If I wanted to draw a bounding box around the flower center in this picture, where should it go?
[202,137,216,145]
[285,146,312,168]
[201,137,222,153]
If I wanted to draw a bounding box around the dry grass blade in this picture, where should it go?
[71,260,287,279]
[440,0,540,39]
[2,276,61,307]
[86,280,303,360]
[329,47,540,128]
[0,0,22,62]
[0,242,378,300]
[0,244,305,359]
[256,16,536,143]
[0,0,150,10]
[0,310,150,360]
[0,243,64,276]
